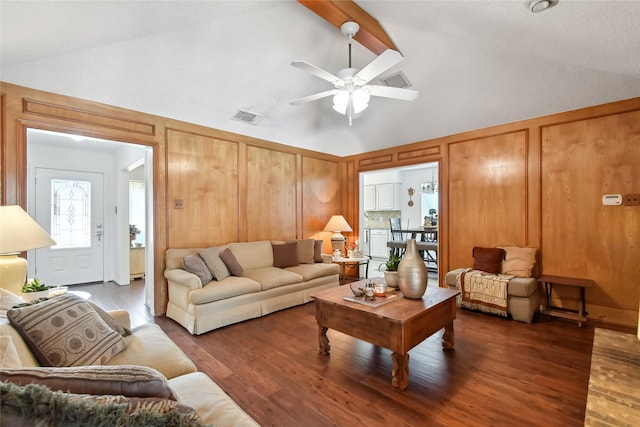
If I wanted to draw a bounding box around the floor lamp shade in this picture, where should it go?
[0,205,56,295]
[323,215,353,253]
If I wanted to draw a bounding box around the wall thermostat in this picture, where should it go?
[602,194,622,206]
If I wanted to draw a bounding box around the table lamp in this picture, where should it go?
[323,215,352,258]
[0,205,56,295]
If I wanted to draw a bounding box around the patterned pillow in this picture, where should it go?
[7,294,126,367]
[472,247,505,274]
[0,365,177,400]
[198,246,230,281]
[182,253,213,285]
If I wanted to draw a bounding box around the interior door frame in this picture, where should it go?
[18,121,157,312]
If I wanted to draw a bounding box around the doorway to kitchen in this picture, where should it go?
[359,162,439,280]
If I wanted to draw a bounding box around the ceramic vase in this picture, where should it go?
[383,270,399,288]
[397,239,427,299]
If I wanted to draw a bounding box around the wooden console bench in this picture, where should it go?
[537,274,593,327]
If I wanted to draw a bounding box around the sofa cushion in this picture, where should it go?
[507,277,538,298]
[169,372,260,427]
[182,253,213,285]
[242,267,303,291]
[472,247,505,274]
[105,323,196,380]
[295,239,316,264]
[0,381,203,426]
[229,240,274,270]
[219,248,244,276]
[198,246,231,281]
[285,263,340,282]
[189,277,262,305]
[272,242,299,268]
[314,240,324,263]
[499,246,537,278]
[0,365,177,400]
[0,336,22,369]
[7,294,126,367]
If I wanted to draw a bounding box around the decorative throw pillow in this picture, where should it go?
[182,253,213,285]
[0,288,24,319]
[0,365,177,400]
[219,248,243,276]
[198,247,231,281]
[499,246,537,278]
[272,242,299,268]
[472,247,505,274]
[86,301,130,337]
[313,240,324,263]
[7,294,126,367]
[0,381,204,426]
[295,239,316,264]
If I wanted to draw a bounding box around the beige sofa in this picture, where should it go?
[0,294,258,426]
[165,239,340,335]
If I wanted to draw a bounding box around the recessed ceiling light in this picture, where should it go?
[527,0,556,13]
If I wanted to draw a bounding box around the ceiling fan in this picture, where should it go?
[290,22,419,126]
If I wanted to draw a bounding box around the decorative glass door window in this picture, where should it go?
[51,179,91,248]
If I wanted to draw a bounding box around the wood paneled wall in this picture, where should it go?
[346,97,640,328]
[2,81,638,327]
[0,83,343,316]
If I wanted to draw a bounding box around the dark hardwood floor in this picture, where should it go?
[74,281,634,427]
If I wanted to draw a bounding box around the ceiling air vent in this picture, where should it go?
[379,71,411,89]
[231,110,261,125]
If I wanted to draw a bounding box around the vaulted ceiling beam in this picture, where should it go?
[297,0,397,55]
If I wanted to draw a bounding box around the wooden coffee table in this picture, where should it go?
[311,282,460,390]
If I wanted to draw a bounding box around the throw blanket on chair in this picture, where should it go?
[455,269,515,317]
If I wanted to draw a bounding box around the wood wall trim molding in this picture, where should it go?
[357,153,393,169]
[297,0,397,55]
[22,98,156,136]
[397,145,440,162]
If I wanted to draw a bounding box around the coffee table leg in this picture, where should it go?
[318,325,330,354]
[442,321,455,350]
[391,352,409,390]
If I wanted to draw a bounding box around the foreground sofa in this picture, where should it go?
[165,239,340,335]
[0,290,259,426]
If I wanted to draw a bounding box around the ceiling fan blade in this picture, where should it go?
[290,89,340,105]
[353,49,403,85]
[368,85,419,101]
[291,61,343,86]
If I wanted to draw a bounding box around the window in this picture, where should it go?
[129,180,145,247]
[51,179,91,248]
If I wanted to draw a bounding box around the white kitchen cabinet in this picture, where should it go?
[364,183,398,210]
[363,185,376,210]
[369,229,390,258]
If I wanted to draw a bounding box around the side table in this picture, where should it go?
[331,256,370,284]
[537,274,593,327]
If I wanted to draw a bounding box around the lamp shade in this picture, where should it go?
[0,205,56,254]
[323,215,353,233]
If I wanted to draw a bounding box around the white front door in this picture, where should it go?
[33,168,105,285]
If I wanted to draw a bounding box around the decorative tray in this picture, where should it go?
[343,293,397,307]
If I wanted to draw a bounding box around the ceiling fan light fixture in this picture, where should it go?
[352,88,370,114]
[332,91,349,114]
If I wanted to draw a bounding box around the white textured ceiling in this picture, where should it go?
[2,1,639,157]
